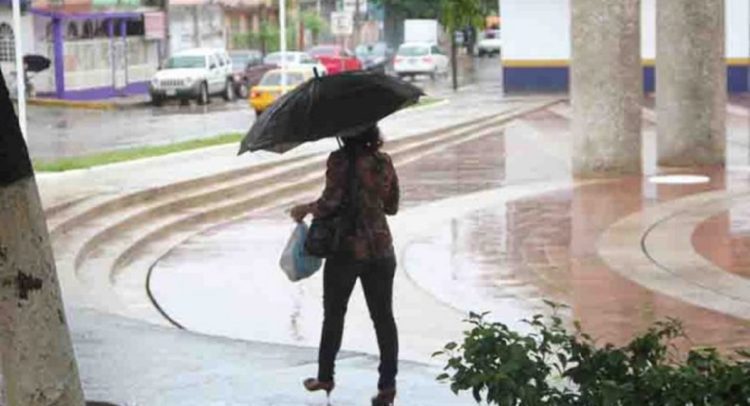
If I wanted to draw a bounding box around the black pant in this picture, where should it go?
[317,255,398,390]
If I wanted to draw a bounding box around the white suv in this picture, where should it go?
[393,42,449,80]
[150,48,234,105]
[477,30,502,57]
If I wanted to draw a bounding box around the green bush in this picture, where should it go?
[434,302,750,405]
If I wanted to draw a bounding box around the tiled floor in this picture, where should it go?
[152,100,750,357]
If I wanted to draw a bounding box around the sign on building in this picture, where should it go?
[330,11,353,36]
[144,12,166,40]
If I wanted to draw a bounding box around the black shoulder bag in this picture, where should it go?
[305,151,358,258]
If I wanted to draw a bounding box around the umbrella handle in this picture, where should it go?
[313,67,321,79]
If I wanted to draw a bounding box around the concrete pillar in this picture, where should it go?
[571,0,642,177]
[0,67,85,406]
[656,0,726,167]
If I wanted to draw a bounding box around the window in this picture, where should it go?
[166,56,206,69]
[431,45,442,55]
[66,22,79,39]
[0,23,14,63]
[398,45,429,57]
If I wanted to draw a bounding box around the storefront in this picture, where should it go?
[30,6,163,99]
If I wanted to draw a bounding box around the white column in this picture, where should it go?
[571,0,642,177]
[656,0,726,167]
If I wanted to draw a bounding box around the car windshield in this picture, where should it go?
[166,56,205,69]
[483,30,501,39]
[260,71,306,86]
[264,53,297,65]
[356,44,386,57]
[309,46,337,57]
[398,45,429,57]
[230,54,252,68]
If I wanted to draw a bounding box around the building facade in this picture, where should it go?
[502,0,750,93]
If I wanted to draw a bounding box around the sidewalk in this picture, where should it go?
[71,308,471,406]
[35,89,542,404]
[29,94,151,111]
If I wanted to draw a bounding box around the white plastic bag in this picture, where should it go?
[280,222,323,282]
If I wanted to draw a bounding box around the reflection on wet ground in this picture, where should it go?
[152,101,750,356]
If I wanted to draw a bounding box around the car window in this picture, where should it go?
[264,52,296,65]
[166,55,206,69]
[230,54,250,68]
[309,46,337,57]
[431,46,441,55]
[398,45,429,57]
[259,71,306,86]
[484,30,501,39]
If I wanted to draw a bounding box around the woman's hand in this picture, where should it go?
[290,203,311,223]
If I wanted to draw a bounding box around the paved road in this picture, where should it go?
[25,58,501,161]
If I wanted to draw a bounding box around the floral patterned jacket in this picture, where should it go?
[312,147,400,260]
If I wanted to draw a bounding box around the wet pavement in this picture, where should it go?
[25,59,491,162]
[28,53,750,403]
[27,100,254,161]
[150,98,750,363]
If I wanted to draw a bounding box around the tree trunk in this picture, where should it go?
[0,69,85,406]
[451,31,458,91]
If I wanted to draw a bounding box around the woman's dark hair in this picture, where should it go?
[342,125,383,152]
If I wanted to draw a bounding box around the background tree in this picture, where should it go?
[0,70,86,404]
[303,11,327,46]
[440,0,485,90]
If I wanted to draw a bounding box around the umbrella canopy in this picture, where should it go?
[239,70,424,154]
[23,55,51,73]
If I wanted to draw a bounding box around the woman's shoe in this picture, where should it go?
[303,378,335,397]
[371,387,396,406]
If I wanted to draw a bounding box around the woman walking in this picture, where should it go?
[290,125,400,406]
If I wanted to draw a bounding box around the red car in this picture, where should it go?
[308,45,362,75]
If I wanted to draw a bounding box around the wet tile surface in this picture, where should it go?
[152,102,750,367]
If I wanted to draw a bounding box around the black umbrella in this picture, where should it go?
[23,55,51,73]
[239,70,424,154]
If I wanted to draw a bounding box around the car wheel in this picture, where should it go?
[151,95,163,107]
[236,84,248,99]
[223,80,234,101]
[197,82,209,105]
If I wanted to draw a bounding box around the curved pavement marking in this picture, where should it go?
[598,188,750,321]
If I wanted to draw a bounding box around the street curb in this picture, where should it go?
[28,97,149,111]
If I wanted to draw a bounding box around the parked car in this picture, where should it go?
[477,29,502,57]
[393,42,449,80]
[308,45,362,75]
[150,48,234,105]
[355,42,394,73]
[249,68,314,115]
[229,50,263,98]
[263,51,328,76]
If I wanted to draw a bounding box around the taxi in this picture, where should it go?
[249,68,314,115]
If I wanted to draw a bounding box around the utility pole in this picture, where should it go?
[11,0,26,139]
[0,68,86,406]
[279,0,287,88]
[354,0,360,44]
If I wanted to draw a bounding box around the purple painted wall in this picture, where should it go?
[38,81,149,100]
